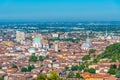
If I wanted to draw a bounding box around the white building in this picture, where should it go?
[16,31,25,44]
[52,33,59,38]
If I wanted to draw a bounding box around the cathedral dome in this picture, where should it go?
[81,43,91,47]
[33,37,42,43]
[81,37,92,50]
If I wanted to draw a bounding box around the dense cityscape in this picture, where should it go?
[0,22,120,80]
[1,0,120,80]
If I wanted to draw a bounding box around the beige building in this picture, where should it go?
[16,31,25,44]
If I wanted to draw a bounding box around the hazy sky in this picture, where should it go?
[0,0,120,21]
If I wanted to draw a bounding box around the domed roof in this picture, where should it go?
[107,35,112,40]
[29,47,36,53]
[33,37,42,43]
[82,37,92,48]
[82,43,91,47]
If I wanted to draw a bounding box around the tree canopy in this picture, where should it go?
[36,71,66,80]
[21,65,35,72]
[93,43,120,63]
[89,49,96,54]
[0,77,4,80]
[12,64,18,68]
[29,54,38,62]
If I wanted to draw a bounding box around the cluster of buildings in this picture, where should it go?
[0,30,120,80]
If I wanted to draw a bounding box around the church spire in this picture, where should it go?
[86,31,89,39]
[105,27,108,37]
[86,31,92,46]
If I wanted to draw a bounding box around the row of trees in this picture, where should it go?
[70,65,96,74]
[82,49,96,61]
[64,63,96,78]
[67,72,83,79]
[12,63,35,72]
[70,64,85,71]
[36,71,66,80]
[21,64,35,72]
[29,54,44,62]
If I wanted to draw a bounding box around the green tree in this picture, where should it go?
[47,71,61,80]
[118,64,120,70]
[31,64,35,69]
[84,69,89,72]
[108,69,116,75]
[82,55,90,61]
[0,77,4,80]
[21,67,27,72]
[111,58,116,62]
[0,66,2,69]
[93,58,98,63]
[36,74,47,80]
[67,71,75,78]
[110,64,117,69]
[75,73,83,79]
[65,66,69,71]
[78,64,85,71]
[27,64,35,72]
[89,49,96,55]
[39,56,44,62]
[39,56,44,67]
[12,64,17,68]
[71,65,78,71]
[116,70,120,78]
[36,71,66,80]
[89,68,96,74]
[94,43,120,62]
[29,54,38,62]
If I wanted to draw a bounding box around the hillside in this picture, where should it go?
[93,43,120,63]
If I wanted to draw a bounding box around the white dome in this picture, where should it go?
[82,43,91,47]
